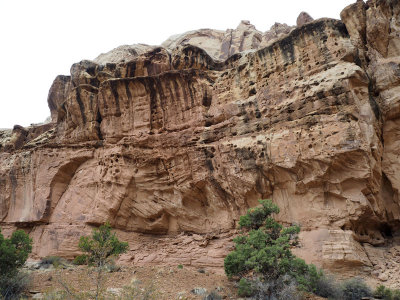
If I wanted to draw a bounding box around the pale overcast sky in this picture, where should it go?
[0,0,355,129]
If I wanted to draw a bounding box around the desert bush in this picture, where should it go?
[43,290,65,300]
[312,272,342,299]
[0,271,31,300]
[78,222,128,268]
[43,287,90,300]
[392,290,400,300]
[394,289,400,300]
[104,259,120,273]
[120,281,159,300]
[224,199,325,297]
[237,277,254,297]
[45,267,93,300]
[203,290,222,300]
[375,285,393,299]
[0,227,32,299]
[79,222,128,299]
[374,285,400,300]
[47,223,128,300]
[341,277,371,300]
[293,260,323,293]
[249,275,301,300]
[40,256,68,268]
[224,200,302,279]
[73,254,88,265]
[43,290,74,300]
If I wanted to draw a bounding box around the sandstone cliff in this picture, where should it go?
[1,0,400,287]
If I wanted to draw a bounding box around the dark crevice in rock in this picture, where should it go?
[367,77,382,127]
[75,89,87,124]
[110,81,122,117]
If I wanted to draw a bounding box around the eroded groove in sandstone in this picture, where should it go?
[45,156,93,222]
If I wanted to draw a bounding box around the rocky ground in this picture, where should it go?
[26,262,327,299]
[28,263,236,299]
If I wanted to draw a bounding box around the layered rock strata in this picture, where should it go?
[1,0,400,286]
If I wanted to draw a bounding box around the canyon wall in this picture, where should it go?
[1,0,400,286]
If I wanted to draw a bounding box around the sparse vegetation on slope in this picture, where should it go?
[340,277,372,300]
[47,223,128,300]
[78,222,128,299]
[374,284,400,300]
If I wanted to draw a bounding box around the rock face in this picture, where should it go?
[162,20,294,61]
[1,1,400,285]
[296,12,314,27]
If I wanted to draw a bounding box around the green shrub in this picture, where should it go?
[374,285,400,300]
[237,278,254,297]
[393,289,400,300]
[292,260,322,292]
[341,278,371,300]
[224,200,302,280]
[375,285,391,299]
[0,228,32,276]
[177,264,183,269]
[224,199,323,296]
[48,224,129,300]
[78,222,128,268]
[0,228,32,299]
[78,222,128,299]
[73,254,88,265]
[314,272,342,299]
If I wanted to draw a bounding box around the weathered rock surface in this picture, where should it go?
[162,19,294,61]
[1,2,400,286]
[296,12,314,27]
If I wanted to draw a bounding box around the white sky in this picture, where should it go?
[0,0,355,129]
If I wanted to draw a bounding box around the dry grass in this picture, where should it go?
[31,264,236,299]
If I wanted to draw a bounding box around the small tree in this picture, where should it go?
[78,223,128,299]
[341,278,372,300]
[224,199,321,296]
[0,228,32,298]
[0,228,32,276]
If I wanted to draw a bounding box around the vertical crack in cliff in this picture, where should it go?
[110,81,122,117]
[95,108,103,140]
[75,88,87,124]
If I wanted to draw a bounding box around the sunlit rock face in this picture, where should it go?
[1,0,400,284]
